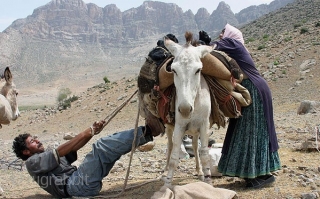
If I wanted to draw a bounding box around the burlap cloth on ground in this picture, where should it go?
[151,182,237,199]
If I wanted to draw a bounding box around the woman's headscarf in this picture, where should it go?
[222,23,244,44]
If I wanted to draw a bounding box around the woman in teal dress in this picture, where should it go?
[211,24,281,189]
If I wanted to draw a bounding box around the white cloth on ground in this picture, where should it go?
[151,181,237,199]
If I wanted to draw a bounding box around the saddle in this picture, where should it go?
[138,45,173,137]
[138,46,252,135]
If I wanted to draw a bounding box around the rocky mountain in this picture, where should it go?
[235,0,295,24]
[0,0,295,106]
[1,1,320,198]
[239,0,320,107]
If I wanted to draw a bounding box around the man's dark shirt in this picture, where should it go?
[25,149,77,198]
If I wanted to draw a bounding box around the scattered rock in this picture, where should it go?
[63,132,75,140]
[297,100,320,115]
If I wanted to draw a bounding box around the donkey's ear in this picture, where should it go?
[164,37,182,57]
[198,45,213,58]
[4,67,13,84]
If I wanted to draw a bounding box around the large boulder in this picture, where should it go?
[297,100,320,115]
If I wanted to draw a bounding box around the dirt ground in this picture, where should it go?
[1,27,320,198]
[1,64,320,199]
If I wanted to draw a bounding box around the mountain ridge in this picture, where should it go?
[0,0,299,106]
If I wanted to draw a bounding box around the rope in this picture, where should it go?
[4,90,163,197]
[315,125,320,152]
[93,90,162,198]
[102,89,138,129]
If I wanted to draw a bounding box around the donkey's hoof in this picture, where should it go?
[204,177,213,185]
[161,175,168,181]
[163,181,173,188]
[198,175,205,181]
[161,176,172,186]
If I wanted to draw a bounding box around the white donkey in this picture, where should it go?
[0,67,20,128]
[162,32,213,187]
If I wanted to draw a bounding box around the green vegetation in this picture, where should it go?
[300,27,308,34]
[245,37,255,44]
[58,95,79,110]
[57,88,71,102]
[316,22,320,27]
[263,34,269,42]
[57,88,79,110]
[284,36,292,42]
[103,76,110,84]
[293,23,302,29]
[257,45,266,50]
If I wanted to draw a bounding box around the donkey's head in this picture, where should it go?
[0,67,20,123]
[164,32,212,118]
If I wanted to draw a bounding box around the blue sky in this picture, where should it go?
[0,0,274,32]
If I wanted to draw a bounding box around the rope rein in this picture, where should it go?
[102,89,138,129]
[4,89,162,198]
[315,125,320,152]
[94,89,161,198]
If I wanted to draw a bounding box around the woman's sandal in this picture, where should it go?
[245,175,275,189]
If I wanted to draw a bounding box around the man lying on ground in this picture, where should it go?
[12,121,153,198]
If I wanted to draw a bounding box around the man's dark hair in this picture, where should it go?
[12,133,31,161]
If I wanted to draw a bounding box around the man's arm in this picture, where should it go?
[56,120,105,157]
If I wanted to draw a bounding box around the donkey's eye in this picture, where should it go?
[195,69,201,74]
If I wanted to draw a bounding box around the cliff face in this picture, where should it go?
[0,0,295,89]
[3,0,295,43]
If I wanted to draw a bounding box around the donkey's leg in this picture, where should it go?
[200,146,212,184]
[199,127,212,185]
[192,134,204,181]
[162,125,184,187]
[164,124,174,171]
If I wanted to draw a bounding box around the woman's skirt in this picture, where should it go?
[218,79,281,178]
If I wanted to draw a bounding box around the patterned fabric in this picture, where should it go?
[218,79,281,178]
[203,75,241,119]
[214,37,279,152]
